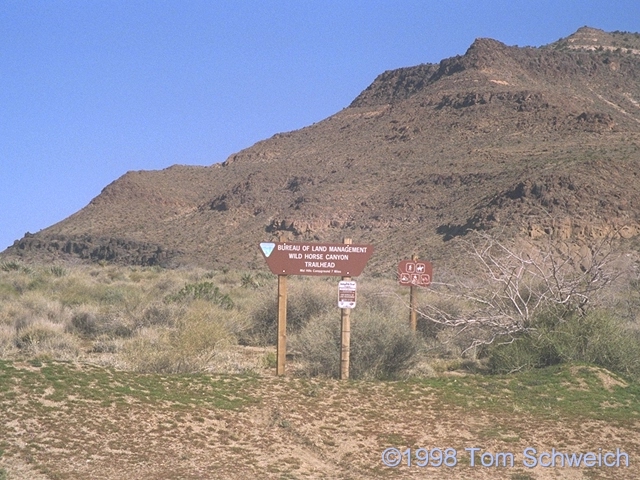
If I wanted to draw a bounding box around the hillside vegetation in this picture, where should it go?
[2,228,640,380]
[3,27,640,273]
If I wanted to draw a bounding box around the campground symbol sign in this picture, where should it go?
[398,259,432,287]
[259,241,374,277]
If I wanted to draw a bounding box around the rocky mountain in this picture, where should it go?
[4,27,640,273]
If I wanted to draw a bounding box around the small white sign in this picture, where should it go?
[338,280,357,309]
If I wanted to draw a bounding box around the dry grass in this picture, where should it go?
[0,264,253,372]
[1,261,639,381]
[0,262,426,377]
[120,301,242,373]
[1,261,640,478]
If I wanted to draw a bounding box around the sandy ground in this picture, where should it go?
[1,361,638,480]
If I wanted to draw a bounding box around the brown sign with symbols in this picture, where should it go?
[398,259,432,287]
[260,241,374,276]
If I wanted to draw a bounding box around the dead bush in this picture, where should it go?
[415,231,619,354]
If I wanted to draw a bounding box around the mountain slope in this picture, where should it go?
[5,27,640,272]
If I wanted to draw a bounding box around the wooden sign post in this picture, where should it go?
[340,238,352,380]
[409,255,418,332]
[276,274,287,376]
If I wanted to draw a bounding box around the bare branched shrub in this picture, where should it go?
[414,231,619,354]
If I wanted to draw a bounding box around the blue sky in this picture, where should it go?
[2,1,639,251]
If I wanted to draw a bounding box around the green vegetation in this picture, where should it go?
[293,307,421,379]
[0,360,257,409]
[164,281,234,309]
[0,244,639,383]
[0,254,638,477]
[488,310,640,378]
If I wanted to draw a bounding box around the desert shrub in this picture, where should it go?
[135,302,181,329]
[548,311,640,378]
[486,335,557,374]
[349,311,422,380]
[56,278,127,306]
[0,324,17,356]
[10,291,68,325]
[488,311,640,378]
[416,297,462,339]
[164,281,234,309]
[120,301,238,373]
[15,319,62,350]
[67,306,134,339]
[90,335,123,354]
[293,309,421,380]
[1,260,31,273]
[68,308,101,337]
[358,284,405,317]
[240,273,260,289]
[431,324,496,360]
[293,312,340,377]
[614,277,640,323]
[240,281,334,346]
[49,265,67,277]
[0,281,18,300]
[150,275,182,295]
[14,317,81,359]
[99,287,127,305]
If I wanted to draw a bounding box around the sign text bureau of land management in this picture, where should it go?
[260,241,373,277]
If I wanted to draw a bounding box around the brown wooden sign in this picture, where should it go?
[259,241,374,276]
[398,259,432,287]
